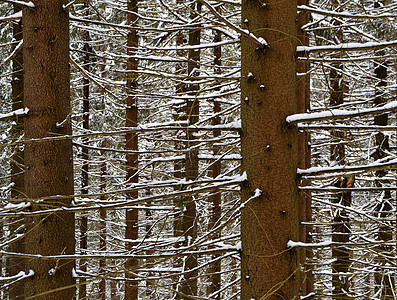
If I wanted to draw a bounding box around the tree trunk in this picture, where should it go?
[99,155,107,300]
[180,2,201,298]
[372,49,393,300]
[207,24,222,300]
[296,0,312,295]
[8,4,25,299]
[23,1,75,298]
[125,1,139,299]
[79,3,91,297]
[173,3,186,296]
[240,0,300,299]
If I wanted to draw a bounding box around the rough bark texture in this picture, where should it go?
[296,0,312,295]
[180,2,201,298]
[23,1,75,298]
[207,25,222,300]
[79,4,91,296]
[241,0,300,299]
[8,5,25,299]
[125,0,139,298]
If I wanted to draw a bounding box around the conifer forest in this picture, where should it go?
[2,0,397,299]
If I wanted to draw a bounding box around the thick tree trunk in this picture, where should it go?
[240,0,300,299]
[23,1,75,298]
[8,4,25,299]
[125,1,139,299]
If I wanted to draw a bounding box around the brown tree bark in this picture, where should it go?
[23,1,75,298]
[372,49,393,300]
[8,4,25,299]
[79,3,91,297]
[207,24,222,300]
[173,3,186,296]
[99,155,107,300]
[125,0,139,299]
[180,2,202,298]
[240,0,300,299]
[296,0,312,295]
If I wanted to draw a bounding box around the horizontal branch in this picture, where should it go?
[1,173,246,216]
[2,121,240,148]
[1,246,238,260]
[297,40,397,54]
[198,0,267,48]
[298,158,397,177]
[0,107,29,122]
[298,4,397,19]
[298,124,397,131]
[2,0,34,8]
[0,11,22,22]
[300,186,397,192]
[287,100,397,125]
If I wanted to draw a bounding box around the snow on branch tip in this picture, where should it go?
[0,108,29,122]
[286,100,397,125]
[4,0,35,8]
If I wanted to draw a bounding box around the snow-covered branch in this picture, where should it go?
[0,108,29,122]
[0,11,22,22]
[2,0,34,8]
[287,101,397,125]
[298,5,397,19]
[297,40,397,54]
[0,40,23,69]
[298,158,397,177]
[198,0,268,48]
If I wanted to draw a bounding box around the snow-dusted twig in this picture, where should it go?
[0,107,29,122]
[287,240,334,249]
[2,0,34,8]
[287,101,397,125]
[198,0,268,48]
[297,40,397,54]
[298,124,397,131]
[0,173,246,216]
[298,4,397,19]
[0,40,22,69]
[298,158,397,177]
[0,11,22,22]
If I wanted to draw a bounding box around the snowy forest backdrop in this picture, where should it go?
[1,0,397,299]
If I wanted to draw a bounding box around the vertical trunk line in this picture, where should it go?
[99,153,107,300]
[207,21,222,300]
[125,1,139,299]
[180,2,202,298]
[79,2,91,298]
[240,0,300,298]
[8,4,25,299]
[23,1,75,298]
[296,0,313,295]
